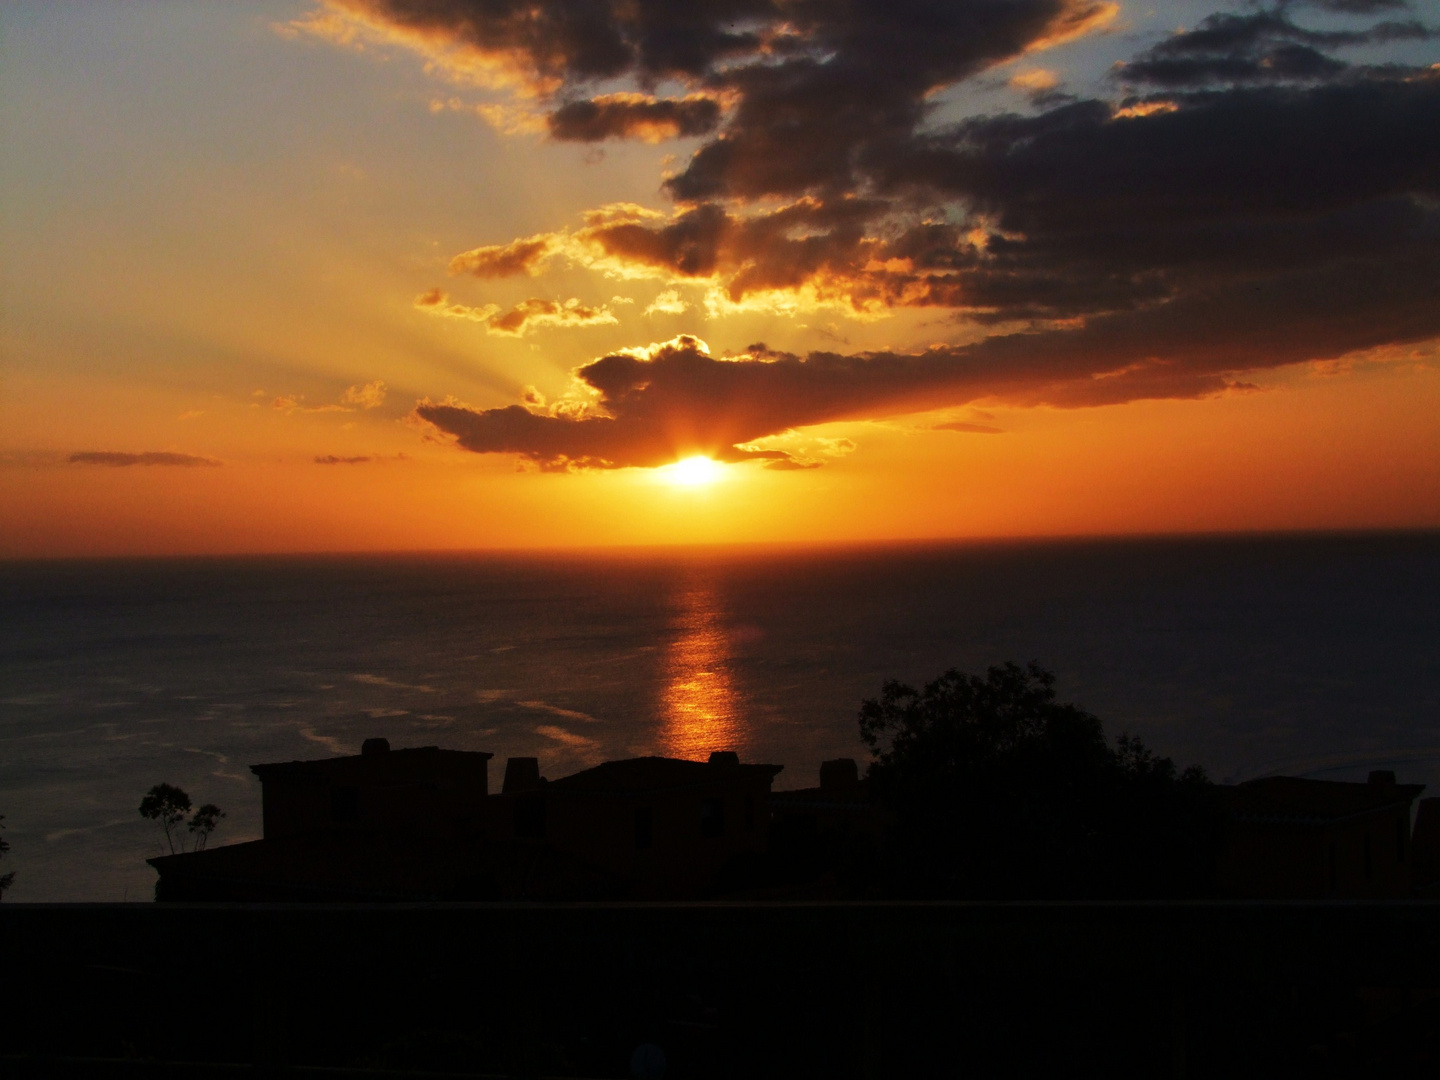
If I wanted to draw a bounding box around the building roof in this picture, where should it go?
[251,744,492,782]
[1219,775,1425,826]
[545,756,782,796]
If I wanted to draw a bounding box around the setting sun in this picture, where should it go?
[658,456,726,487]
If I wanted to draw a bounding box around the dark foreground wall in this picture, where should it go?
[3,902,1438,1079]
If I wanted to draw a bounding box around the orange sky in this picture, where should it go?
[2,1,1437,557]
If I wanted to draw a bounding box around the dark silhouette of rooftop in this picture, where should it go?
[1220,772,1425,825]
[545,754,781,795]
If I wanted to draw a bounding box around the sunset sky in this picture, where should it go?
[3,0,1437,556]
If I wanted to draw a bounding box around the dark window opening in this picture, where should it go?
[514,795,546,839]
[634,806,653,850]
[700,797,724,839]
[330,786,359,824]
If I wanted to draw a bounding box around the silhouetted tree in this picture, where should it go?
[0,814,14,898]
[859,662,1218,898]
[140,785,226,855]
[140,784,192,855]
[187,804,226,851]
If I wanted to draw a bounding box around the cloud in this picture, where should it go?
[417,240,1440,468]
[303,1,1440,471]
[548,93,722,142]
[272,381,387,414]
[461,198,898,314]
[1009,67,1071,105]
[302,0,1116,203]
[486,297,618,335]
[340,380,387,409]
[273,395,351,414]
[643,289,689,316]
[314,455,372,464]
[458,62,1440,326]
[69,452,221,467]
[415,289,617,335]
[1115,10,1434,88]
[448,234,559,278]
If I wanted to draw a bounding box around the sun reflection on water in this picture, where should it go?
[658,573,746,759]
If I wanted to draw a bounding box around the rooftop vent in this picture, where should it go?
[361,737,390,757]
[708,751,740,767]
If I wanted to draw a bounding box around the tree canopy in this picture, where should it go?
[859,662,1218,898]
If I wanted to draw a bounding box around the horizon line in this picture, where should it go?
[4,524,1439,566]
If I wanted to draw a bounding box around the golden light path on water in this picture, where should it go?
[657,571,746,760]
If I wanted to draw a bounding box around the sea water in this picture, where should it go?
[2,532,1438,901]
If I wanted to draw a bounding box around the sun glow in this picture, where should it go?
[658,455,726,487]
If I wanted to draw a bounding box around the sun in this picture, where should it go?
[658,455,726,487]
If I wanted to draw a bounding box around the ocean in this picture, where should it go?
[2,532,1438,901]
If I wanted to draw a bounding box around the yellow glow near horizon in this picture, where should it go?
[658,455,726,487]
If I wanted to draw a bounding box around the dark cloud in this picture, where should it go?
[329,0,773,86]
[414,228,1440,469]
[547,94,721,142]
[663,0,1117,202]
[1297,0,1408,11]
[314,455,373,464]
[1117,9,1434,87]
[866,74,1440,325]
[69,451,221,467]
[454,69,1440,324]
[580,197,887,304]
[324,1,1440,470]
[331,0,1114,189]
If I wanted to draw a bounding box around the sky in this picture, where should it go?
[2,0,1437,556]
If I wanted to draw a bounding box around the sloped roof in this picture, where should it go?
[1220,776,1425,826]
[251,745,492,782]
[546,756,782,796]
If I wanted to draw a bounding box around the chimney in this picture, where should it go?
[361,737,390,757]
[708,751,740,767]
[820,758,859,793]
[1369,770,1396,786]
[503,756,541,794]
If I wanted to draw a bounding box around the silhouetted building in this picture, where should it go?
[769,757,876,840]
[1215,771,1426,898]
[149,742,783,901]
[148,740,500,900]
[492,750,784,898]
[253,738,493,839]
